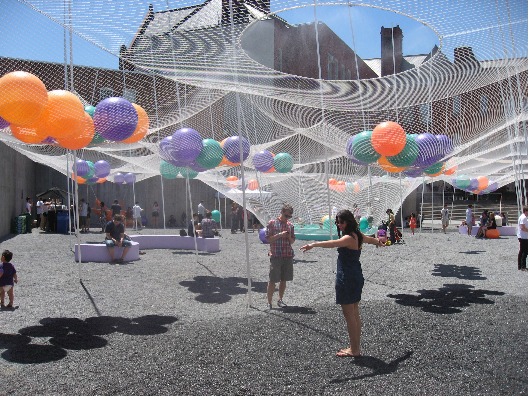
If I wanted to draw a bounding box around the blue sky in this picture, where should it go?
[0,0,525,70]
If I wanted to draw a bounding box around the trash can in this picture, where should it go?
[56,212,69,234]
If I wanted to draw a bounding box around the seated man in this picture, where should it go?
[105,214,132,263]
[188,213,200,237]
[167,215,177,228]
[197,210,218,238]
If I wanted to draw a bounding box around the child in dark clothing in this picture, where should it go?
[0,250,17,309]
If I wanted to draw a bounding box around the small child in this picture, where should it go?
[377,222,388,244]
[409,213,417,235]
[0,250,17,309]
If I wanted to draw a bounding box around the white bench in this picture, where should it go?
[129,235,220,253]
[458,225,516,236]
[74,241,140,263]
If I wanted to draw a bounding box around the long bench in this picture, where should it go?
[458,225,516,236]
[128,235,220,253]
[74,241,140,263]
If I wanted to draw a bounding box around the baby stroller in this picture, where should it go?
[393,226,405,244]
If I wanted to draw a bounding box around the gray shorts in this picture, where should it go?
[269,256,293,283]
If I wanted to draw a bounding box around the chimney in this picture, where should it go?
[381,25,403,77]
[454,46,480,68]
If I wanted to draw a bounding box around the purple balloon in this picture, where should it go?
[259,228,269,244]
[252,150,274,172]
[487,181,498,192]
[437,135,454,158]
[188,160,207,172]
[93,97,138,142]
[87,177,99,183]
[404,168,424,178]
[167,128,203,164]
[114,173,125,185]
[124,173,136,184]
[76,159,89,177]
[0,116,10,129]
[346,136,367,165]
[467,178,479,191]
[413,133,442,168]
[40,136,57,145]
[94,160,111,178]
[223,136,250,163]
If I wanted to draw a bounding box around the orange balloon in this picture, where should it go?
[38,90,86,139]
[477,176,488,190]
[56,112,95,150]
[227,175,238,188]
[10,123,48,144]
[335,181,346,192]
[444,166,457,176]
[96,177,106,184]
[328,178,338,185]
[378,156,406,173]
[248,179,258,190]
[121,103,149,143]
[371,121,406,157]
[0,71,48,125]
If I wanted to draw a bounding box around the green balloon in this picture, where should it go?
[196,139,223,169]
[387,134,419,167]
[89,132,105,147]
[351,131,380,163]
[274,152,294,173]
[180,167,199,179]
[456,174,470,189]
[84,161,95,180]
[84,105,96,117]
[359,217,369,230]
[211,210,221,223]
[160,161,180,179]
[424,161,444,175]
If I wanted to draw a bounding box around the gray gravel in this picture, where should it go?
[0,226,527,395]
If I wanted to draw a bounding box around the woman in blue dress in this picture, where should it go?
[300,209,383,357]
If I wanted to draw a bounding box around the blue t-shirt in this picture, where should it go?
[0,262,16,287]
[105,221,125,240]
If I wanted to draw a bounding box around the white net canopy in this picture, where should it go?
[0,0,526,226]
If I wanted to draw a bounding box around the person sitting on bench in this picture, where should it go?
[105,214,132,263]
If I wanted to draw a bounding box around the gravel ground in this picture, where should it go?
[0,226,527,395]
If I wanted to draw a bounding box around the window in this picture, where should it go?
[277,48,283,72]
[99,87,114,102]
[340,64,345,80]
[346,69,352,80]
[327,54,339,80]
[123,88,136,103]
[452,96,461,116]
[420,103,431,124]
[480,95,488,114]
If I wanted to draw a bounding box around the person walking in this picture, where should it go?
[79,198,88,233]
[466,204,473,236]
[517,205,528,271]
[132,202,143,230]
[300,209,384,357]
[36,198,44,229]
[441,204,449,234]
[265,204,295,309]
[409,213,417,235]
[152,202,160,228]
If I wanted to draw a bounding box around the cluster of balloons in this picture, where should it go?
[328,179,361,193]
[252,150,294,173]
[347,121,456,177]
[114,172,137,185]
[0,71,149,150]
[452,175,498,194]
[160,129,251,173]
[73,159,110,185]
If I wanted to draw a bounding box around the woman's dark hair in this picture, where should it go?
[335,209,363,247]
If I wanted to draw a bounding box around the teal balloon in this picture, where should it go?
[274,152,294,173]
[89,132,105,146]
[211,210,221,223]
[424,161,444,175]
[195,139,223,169]
[180,167,199,179]
[359,217,369,230]
[387,134,419,167]
[160,161,180,179]
[84,105,96,117]
[456,174,470,189]
[84,161,95,180]
[351,131,380,163]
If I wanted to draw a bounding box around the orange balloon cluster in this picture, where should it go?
[0,71,150,150]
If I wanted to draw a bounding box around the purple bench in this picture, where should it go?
[129,235,220,253]
[458,225,516,236]
[74,241,140,263]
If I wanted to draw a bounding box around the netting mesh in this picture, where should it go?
[0,0,526,226]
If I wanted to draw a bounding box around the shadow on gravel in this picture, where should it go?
[0,315,178,364]
[432,264,486,280]
[171,251,214,256]
[388,284,504,314]
[279,306,316,314]
[329,351,413,382]
[459,250,486,255]
[294,259,318,264]
[180,276,267,304]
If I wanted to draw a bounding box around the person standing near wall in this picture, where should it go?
[517,205,528,271]
[197,200,207,222]
[441,204,449,234]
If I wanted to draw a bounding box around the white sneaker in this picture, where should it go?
[277,300,287,307]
